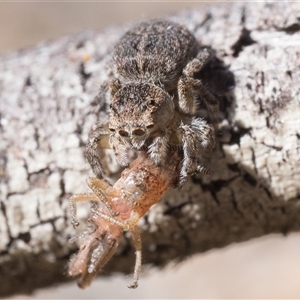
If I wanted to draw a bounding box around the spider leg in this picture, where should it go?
[190,117,215,155]
[177,118,215,186]
[85,121,111,179]
[183,48,212,78]
[178,48,219,125]
[190,78,220,127]
[179,126,198,186]
[178,76,197,115]
[148,134,169,166]
[109,134,131,167]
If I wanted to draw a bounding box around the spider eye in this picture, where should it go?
[132,128,145,137]
[118,130,129,137]
[146,124,154,129]
[109,128,116,132]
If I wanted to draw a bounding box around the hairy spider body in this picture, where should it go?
[113,20,198,90]
[86,20,218,185]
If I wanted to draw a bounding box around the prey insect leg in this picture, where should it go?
[90,202,142,288]
[69,193,99,229]
[87,177,119,216]
[128,226,142,289]
[91,203,140,230]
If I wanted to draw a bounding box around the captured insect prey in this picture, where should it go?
[85,19,217,186]
[68,152,181,289]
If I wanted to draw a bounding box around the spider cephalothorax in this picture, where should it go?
[109,82,175,151]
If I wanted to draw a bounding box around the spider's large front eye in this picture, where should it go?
[146,124,154,129]
[132,128,145,137]
[118,130,129,137]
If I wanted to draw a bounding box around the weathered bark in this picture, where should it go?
[1,1,300,297]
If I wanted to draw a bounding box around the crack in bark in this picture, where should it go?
[231,27,256,58]
[276,21,300,34]
[79,62,92,91]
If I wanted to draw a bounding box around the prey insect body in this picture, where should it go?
[68,152,180,289]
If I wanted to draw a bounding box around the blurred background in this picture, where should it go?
[2,2,300,299]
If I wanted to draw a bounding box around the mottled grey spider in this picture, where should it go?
[86,20,218,185]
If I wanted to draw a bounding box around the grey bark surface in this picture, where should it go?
[1,1,300,297]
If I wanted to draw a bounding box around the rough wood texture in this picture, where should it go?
[1,1,300,297]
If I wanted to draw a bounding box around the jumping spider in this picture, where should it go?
[86,20,218,185]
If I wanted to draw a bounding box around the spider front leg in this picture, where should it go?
[148,134,169,166]
[178,48,219,125]
[109,133,131,167]
[177,118,215,186]
[85,121,111,179]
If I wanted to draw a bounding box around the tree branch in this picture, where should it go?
[1,1,300,297]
